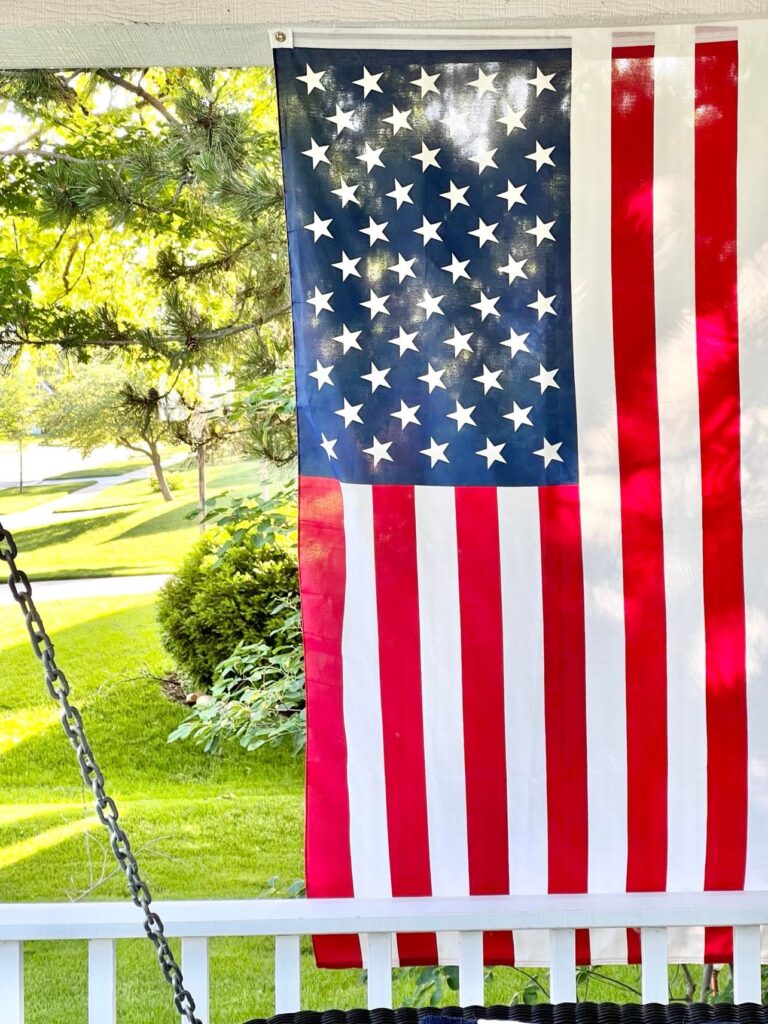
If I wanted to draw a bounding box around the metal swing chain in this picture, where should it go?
[0,519,203,1024]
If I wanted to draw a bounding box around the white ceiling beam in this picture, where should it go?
[2,0,768,68]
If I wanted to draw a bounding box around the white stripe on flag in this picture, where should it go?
[498,487,547,897]
[340,482,392,900]
[654,25,707,894]
[415,486,468,964]
[738,21,768,893]
[571,31,628,900]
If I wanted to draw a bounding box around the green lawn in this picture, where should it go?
[0,481,88,515]
[0,594,706,1022]
[11,458,278,580]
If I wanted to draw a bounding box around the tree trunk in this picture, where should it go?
[17,441,24,494]
[197,441,206,532]
[148,443,173,502]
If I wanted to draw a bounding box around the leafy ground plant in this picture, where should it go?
[168,595,305,754]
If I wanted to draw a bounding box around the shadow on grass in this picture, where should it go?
[15,511,131,553]
[114,500,199,540]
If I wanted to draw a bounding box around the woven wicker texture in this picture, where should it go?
[246,1005,766,1024]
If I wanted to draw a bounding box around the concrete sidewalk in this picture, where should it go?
[0,574,170,604]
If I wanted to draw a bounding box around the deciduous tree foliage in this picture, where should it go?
[0,66,296,463]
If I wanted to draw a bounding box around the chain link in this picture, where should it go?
[0,520,203,1024]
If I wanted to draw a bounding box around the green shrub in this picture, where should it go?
[148,471,184,493]
[168,598,305,755]
[156,531,298,689]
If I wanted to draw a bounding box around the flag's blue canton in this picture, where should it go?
[276,46,577,487]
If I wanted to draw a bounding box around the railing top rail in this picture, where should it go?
[2,892,768,941]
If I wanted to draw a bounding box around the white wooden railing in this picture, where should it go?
[2,892,768,1023]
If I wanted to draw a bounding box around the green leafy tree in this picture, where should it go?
[0,364,40,492]
[0,66,295,458]
[39,360,179,500]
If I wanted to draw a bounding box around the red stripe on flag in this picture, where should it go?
[455,486,515,965]
[611,50,669,945]
[372,485,439,967]
[299,475,362,968]
[695,40,748,964]
[539,485,591,965]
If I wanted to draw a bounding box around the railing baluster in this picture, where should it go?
[733,925,762,1003]
[181,937,209,1023]
[0,940,23,1024]
[366,933,392,1009]
[458,930,484,1006]
[88,938,116,1024]
[274,935,301,1013]
[549,929,576,1002]
[640,927,668,1004]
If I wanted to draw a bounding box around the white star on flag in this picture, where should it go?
[421,438,450,467]
[530,363,560,393]
[388,327,419,355]
[297,64,326,93]
[442,255,470,282]
[471,292,501,320]
[497,105,526,134]
[412,142,441,171]
[388,254,417,282]
[468,68,498,96]
[358,144,385,172]
[361,362,391,392]
[534,437,564,466]
[386,179,414,208]
[411,67,440,96]
[326,104,355,134]
[418,363,447,392]
[333,325,362,352]
[500,328,530,357]
[354,67,383,96]
[391,400,421,427]
[440,181,470,209]
[528,67,556,96]
[528,290,557,319]
[359,216,389,246]
[473,364,503,393]
[468,218,499,247]
[332,251,361,279]
[334,398,363,427]
[497,180,527,209]
[476,439,507,467]
[383,104,413,134]
[417,290,445,318]
[447,400,477,430]
[363,436,394,465]
[527,216,556,245]
[504,402,534,430]
[319,433,338,460]
[302,138,330,168]
[499,254,528,284]
[331,179,360,207]
[309,360,334,389]
[526,141,556,171]
[470,147,498,174]
[414,216,443,245]
[307,287,333,314]
[304,212,332,242]
[360,289,390,318]
[443,327,473,356]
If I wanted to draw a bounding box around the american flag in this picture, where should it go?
[274,25,768,968]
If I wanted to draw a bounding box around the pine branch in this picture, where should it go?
[94,70,181,127]
[5,304,291,350]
